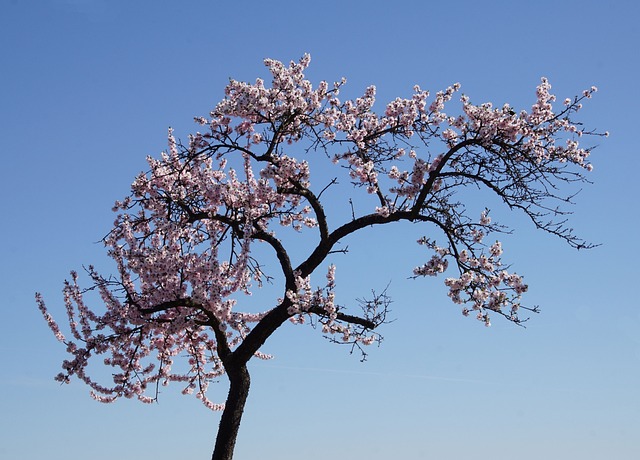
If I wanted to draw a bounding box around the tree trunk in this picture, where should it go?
[211,364,251,460]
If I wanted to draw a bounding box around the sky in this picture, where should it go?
[1,0,639,459]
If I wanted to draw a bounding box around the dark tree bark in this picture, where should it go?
[211,365,251,460]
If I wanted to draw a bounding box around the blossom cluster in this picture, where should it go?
[286,266,377,345]
[413,212,530,326]
[456,78,598,170]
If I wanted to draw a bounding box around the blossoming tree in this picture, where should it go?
[38,54,605,460]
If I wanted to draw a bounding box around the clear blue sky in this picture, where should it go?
[1,1,639,459]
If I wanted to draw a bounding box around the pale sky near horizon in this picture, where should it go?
[1,1,639,459]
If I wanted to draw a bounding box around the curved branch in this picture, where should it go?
[278,182,330,242]
[411,138,481,216]
[250,225,296,290]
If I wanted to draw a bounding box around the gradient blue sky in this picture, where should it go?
[1,1,639,459]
